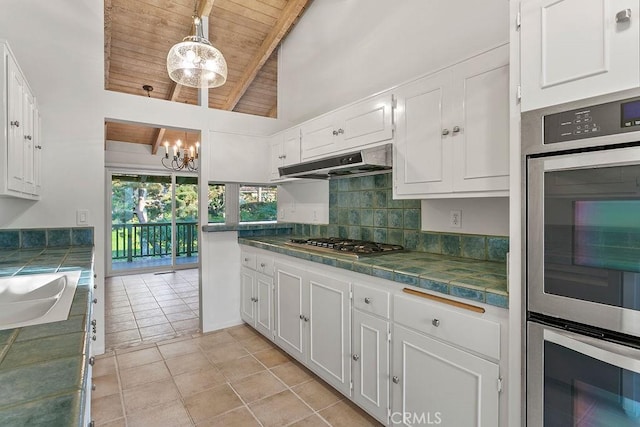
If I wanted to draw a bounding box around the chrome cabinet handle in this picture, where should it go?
[35,145,42,149]
[432,318,440,327]
[452,126,461,133]
[299,314,304,320]
[303,316,309,322]
[337,128,344,134]
[332,130,339,136]
[93,298,98,304]
[254,297,258,302]
[91,383,96,391]
[244,257,249,262]
[616,8,632,23]
[260,263,266,267]
[364,297,372,304]
[92,335,97,341]
[10,120,19,127]
[352,354,360,361]
[24,135,32,140]
[392,376,400,384]
[91,319,97,326]
[89,356,95,366]
[441,129,450,136]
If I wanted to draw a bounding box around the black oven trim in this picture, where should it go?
[528,312,640,351]
[527,140,640,159]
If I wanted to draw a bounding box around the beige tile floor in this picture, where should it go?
[105,269,200,350]
[92,324,382,427]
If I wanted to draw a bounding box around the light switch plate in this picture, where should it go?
[76,209,89,226]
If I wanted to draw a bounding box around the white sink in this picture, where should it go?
[0,271,81,330]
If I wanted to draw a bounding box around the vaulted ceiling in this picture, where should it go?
[104,0,311,151]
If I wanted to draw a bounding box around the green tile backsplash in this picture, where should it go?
[292,172,509,262]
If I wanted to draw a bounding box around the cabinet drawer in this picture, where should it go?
[353,283,390,319]
[393,294,500,360]
[241,252,257,270]
[256,255,273,276]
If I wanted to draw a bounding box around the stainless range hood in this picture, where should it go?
[279,144,391,179]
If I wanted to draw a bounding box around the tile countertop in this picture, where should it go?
[0,247,94,427]
[239,236,508,309]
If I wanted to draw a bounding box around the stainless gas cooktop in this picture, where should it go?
[285,237,404,258]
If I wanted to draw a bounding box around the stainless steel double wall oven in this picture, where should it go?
[523,89,640,426]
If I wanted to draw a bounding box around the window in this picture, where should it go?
[239,185,277,223]
[207,183,277,224]
[208,183,225,223]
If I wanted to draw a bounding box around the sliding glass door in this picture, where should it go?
[108,171,198,274]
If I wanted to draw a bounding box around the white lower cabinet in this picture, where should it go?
[274,262,352,396]
[352,309,389,424]
[391,324,499,426]
[243,250,504,426]
[240,267,273,339]
[240,253,274,340]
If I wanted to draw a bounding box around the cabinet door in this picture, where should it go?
[282,127,301,166]
[339,94,393,151]
[274,263,307,363]
[392,325,499,427]
[7,53,24,193]
[521,0,640,112]
[307,271,351,396]
[240,267,256,326]
[301,115,335,160]
[254,272,273,339]
[269,135,283,181]
[352,310,389,424]
[394,70,453,198]
[451,45,509,193]
[22,89,35,195]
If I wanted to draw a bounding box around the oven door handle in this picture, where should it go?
[542,145,640,172]
[544,328,640,373]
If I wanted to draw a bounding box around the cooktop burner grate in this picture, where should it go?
[287,237,404,256]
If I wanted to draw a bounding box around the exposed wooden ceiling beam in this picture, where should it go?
[198,0,215,17]
[267,104,277,118]
[221,0,311,111]
[104,0,112,88]
[151,0,214,154]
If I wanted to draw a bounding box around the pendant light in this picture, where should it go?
[166,2,227,88]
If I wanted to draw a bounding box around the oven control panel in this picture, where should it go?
[544,96,640,144]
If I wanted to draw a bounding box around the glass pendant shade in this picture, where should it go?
[167,16,227,88]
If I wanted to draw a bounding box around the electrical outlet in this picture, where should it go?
[76,209,89,226]
[450,210,462,228]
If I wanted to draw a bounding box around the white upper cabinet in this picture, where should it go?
[394,45,509,199]
[520,0,640,111]
[451,45,510,193]
[270,127,301,181]
[300,93,393,160]
[1,41,41,199]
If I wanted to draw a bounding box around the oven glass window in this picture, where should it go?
[544,341,640,426]
[544,165,640,309]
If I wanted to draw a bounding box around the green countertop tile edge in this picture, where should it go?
[239,236,508,309]
[0,246,94,427]
[201,223,294,232]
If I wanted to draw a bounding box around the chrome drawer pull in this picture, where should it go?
[364,297,372,304]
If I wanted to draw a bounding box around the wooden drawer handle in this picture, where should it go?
[402,288,485,314]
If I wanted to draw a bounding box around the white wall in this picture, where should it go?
[277,180,329,223]
[421,198,509,236]
[279,0,509,122]
[0,0,107,354]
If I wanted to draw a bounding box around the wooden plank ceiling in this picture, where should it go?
[105,0,311,150]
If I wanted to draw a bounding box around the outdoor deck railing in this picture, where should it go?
[112,222,198,262]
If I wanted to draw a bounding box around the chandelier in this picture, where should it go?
[161,133,199,172]
[166,2,227,89]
